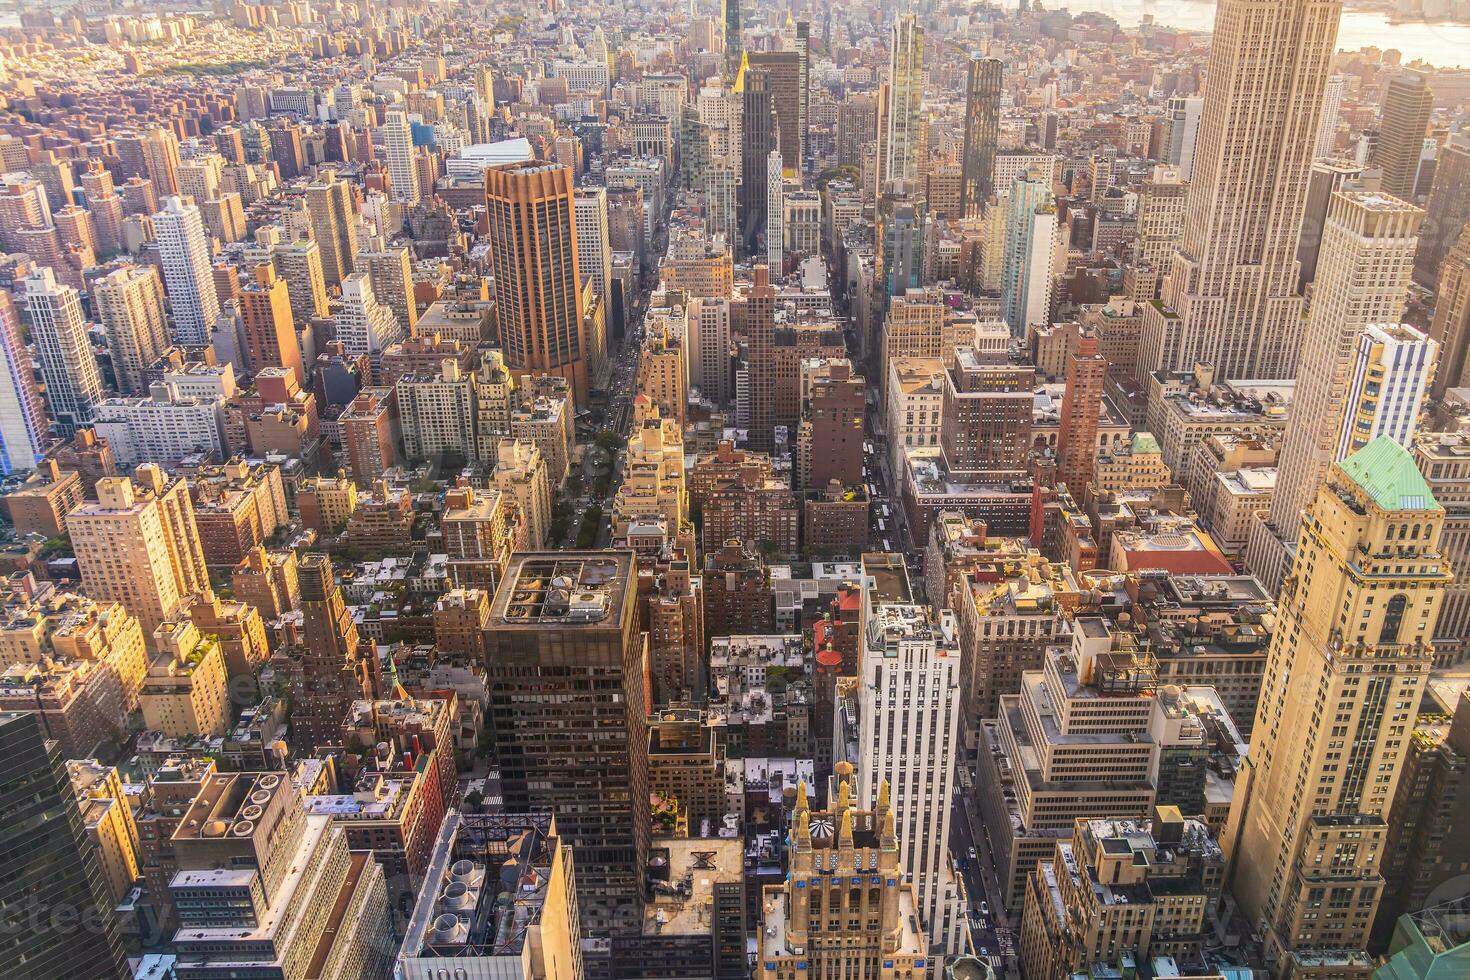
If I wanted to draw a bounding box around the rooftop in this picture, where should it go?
[1338,436,1441,513]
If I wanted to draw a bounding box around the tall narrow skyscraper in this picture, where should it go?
[739,65,778,258]
[765,149,784,271]
[1224,438,1449,973]
[1246,191,1421,591]
[1056,333,1107,494]
[1377,72,1434,201]
[0,711,130,980]
[1315,73,1346,157]
[883,15,924,186]
[239,264,305,383]
[960,54,1002,218]
[0,293,45,473]
[1146,0,1343,380]
[288,553,372,753]
[153,195,221,346]
[998,172,1058,335]
[485,162,589,405]
[24,267,103,435]
[305,167,359,286]
[1429,221,1470,398]
[723,0,742,77]
[383,109,421,205]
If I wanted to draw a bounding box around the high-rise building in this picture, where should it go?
[998,172,1058,335]
[271,237,332,322]
[960,55,1002,218]
[1129,165,1187,301]
[1056,333,1107,494]
[93,265,170,396]
[842,554,964,953]
[384,109,421,205]
[239,264,305,383]
[1247,191,1421,591]
[1427,221,1470,398]
[723,0,741,76]
[1415,433,1470,666]
[485,162,589,406]
[154,196,221,346]
[1316,73,1346,157]
[574,187,613,299]
[0,711,130,980]
[355,245,417,337]
[1165,95,1205,180]
[744,265,778,452]
[739,65,778,258]
[796,20,811,166]
[940,348,1034,479]
[305,167,359,286]
[1224,438,1449,974]
[882,15,924,187]
[24,267,103,435]
[756,774,930,978]
[1296,158,1368,292]
[336,272,404,364]
[1335,322,1436,459]
[485,551,649,936]
[0,293,44,474]
[1146,0,1343,380]
[287,553,372,752]
[765,149,784,270]
[1412,138,1470,290]
[1377,72,1435,201]
[746,51,801,173]
[66,466,209,639]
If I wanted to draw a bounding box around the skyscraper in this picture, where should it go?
[723,0,741,77]
[746,50,801,173]
[0,293,44,474]
[959,54,1002,218]
[355,245,417,337]
[1412,137,1470,290]
[305,167,359,286]
[239,264,305,383]
[153,195,221,346]
[745,264,777,452]
[882,15,924,187]
[1377,72,1434,201]
[485,551,649,936]
[574,187,613,299]
[335,272,404,364]
[383,109,420,205]
[271,237,332,322]
[484,162,589,405]
[1224,438,1449,973]
[0,711,130,980]
[739,64,778,258]
[1056,333,1107,494]
[998,171,1058,335]
[92,265,170,396]
[24,267,103,435]
[1146,0,1343,380]
[795,20,811,167]
[288,553,371,752]
[1335,322,1436,459]
[1295,157,1367,292]
[66,466,209,638]
[1316,73,1346,157]
[1247,191,1421,591]
[765,149,784,271]
[1429,221,1470,398]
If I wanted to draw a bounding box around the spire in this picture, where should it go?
[837,777,850,812]
[796,778,809,813]
[878,777,890,811]
[839,805,853,846]
[883,807,895,842]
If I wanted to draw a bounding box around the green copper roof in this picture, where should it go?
[1129,431,1160,457]
[1337,436,1441,513]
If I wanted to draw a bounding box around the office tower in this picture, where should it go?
[843,555,964,953]
[1056,333,1107,493]
[92,265,169,397]
[153,196,221,346]
[940,348,1034,478]
[746,51,801,172]
[1414,433,1470,665]
[288,553,371,751]
[485,162,589,405]
[998,171,1058,334]
[1412,139,1470,290]
[574,187,613,298]
[756,774,929,978]
[336,272,404,364]
[745,265,777,452]
[796,20,811,166]
[804,361,865,491]
[960,55,1002,218]
[383,109,420,205]
[239,264,305,383]
[740,65,778,257]
[355,245,417,337]
[1148,0,1343,380]
[1316,73,1346,157]
[485,551,649,935]
[1378,72,1434,200]
[765,150,784,271]
[1429,222,1470,398]
[1248,191,1421,591]
[875,183,926,308]
[837,93,878,168]
[723,0,741,76]
[67,467,208,638]
[0,711,130,980]
[271,237,332,322]
[1296,158,1367,291]
[0,293,44,474]
[1129,165,1187,300]
[1164,95,1205,180]
[1224,439,1449,973]
[687,296,732,405]
[24,267,103,435]
[305,168,359,286]
[883,15,923,186]
[1335,323,1436,459]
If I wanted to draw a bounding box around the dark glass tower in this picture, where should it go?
[723,0,742,77]
[739,66,778,257]
[0,711,129,980]
[960,54,1003,218]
